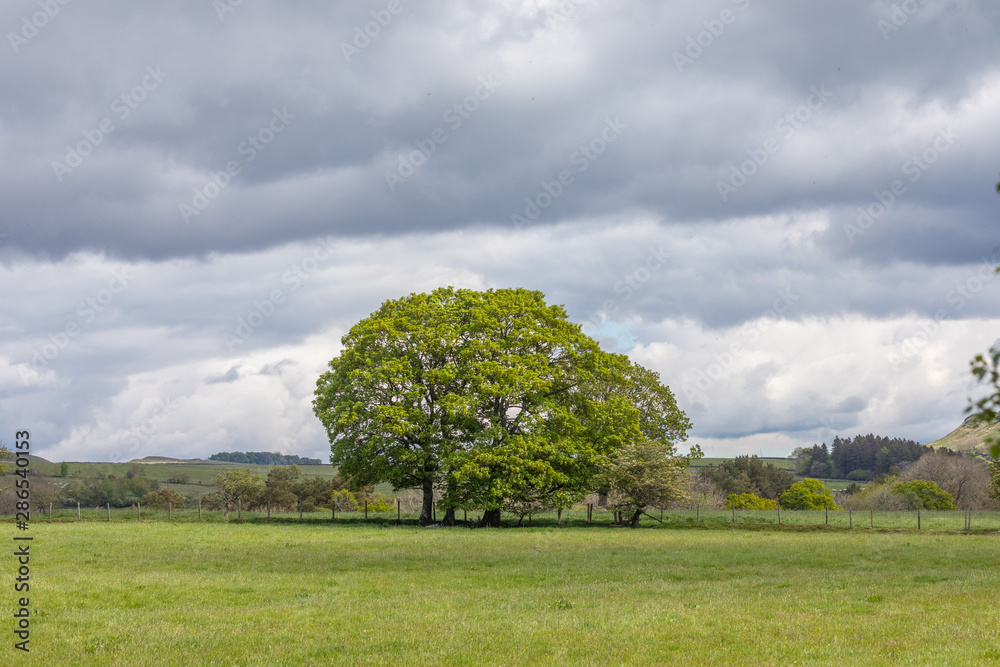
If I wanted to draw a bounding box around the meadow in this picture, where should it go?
[11,519,1000,665]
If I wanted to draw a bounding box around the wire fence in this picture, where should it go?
[10,502,1000,531]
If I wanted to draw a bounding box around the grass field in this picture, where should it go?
[9,520,1000,665]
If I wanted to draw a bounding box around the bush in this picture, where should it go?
[841,478,910,511]
[724,493,778,510]
[891,480,957,510]
[365,492,395,512]
[846,469,874,481]
[200,492,224,510]
[780,479,837,510]
[331,489,358,512]
[142,488,186,509]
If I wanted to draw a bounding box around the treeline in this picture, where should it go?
[209,451,322,466]
[63,467,160,507]
[792,434,932,481]
[205,466,393,516]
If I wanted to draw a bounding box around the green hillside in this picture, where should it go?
[925,415,1000,455]
[11,456,342,503]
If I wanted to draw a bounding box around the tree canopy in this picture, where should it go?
[698,455,794,500]
[313,287,691,525]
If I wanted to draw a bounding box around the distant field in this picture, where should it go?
[17,521,1000,665]
[690,457,797,471]
[14,457,342,501]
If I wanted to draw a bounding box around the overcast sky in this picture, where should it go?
[3,0,1000,463]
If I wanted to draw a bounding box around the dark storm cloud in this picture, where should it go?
[1,0,997,264]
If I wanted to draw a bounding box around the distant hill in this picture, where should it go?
[925,415,1000,455]
[130,456,221,464]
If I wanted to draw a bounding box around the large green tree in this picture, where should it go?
[313,288,474,524]
[314,287,691,526]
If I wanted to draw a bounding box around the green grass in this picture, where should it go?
[10,520,1000,665]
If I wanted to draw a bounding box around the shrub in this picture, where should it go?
[331,489,358,512]
[365,492,395,512]
[841,477,910,511]
[779,479,837,510]
[724,493,778,510]
[142,488,186,509]
[846,469,874,481]
[891,480,957,510]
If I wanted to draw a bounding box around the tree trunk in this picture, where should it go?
[442,508,456,526]
[479,509,502,527]
[419,477,434,525]
[629,509,643,527]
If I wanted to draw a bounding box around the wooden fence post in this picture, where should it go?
[825,507,828,526]
[397,499,401,523]
[696,505,700,523]
[870,509,873,529]
[777,503,781,525]
[333,502,336,520]
[107,503,111,522]
[365,501,369,520]
[168,502,172,520]
[849,510,852,529]
[238,499,241,520]
[77,502,80,520]
[917,509,920,531]
[268,501,271,519]
[137,502,141,520]
[49,502,52,520]
[198,499,202,521]
[732,506,735,524]
[299,500,302,520]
